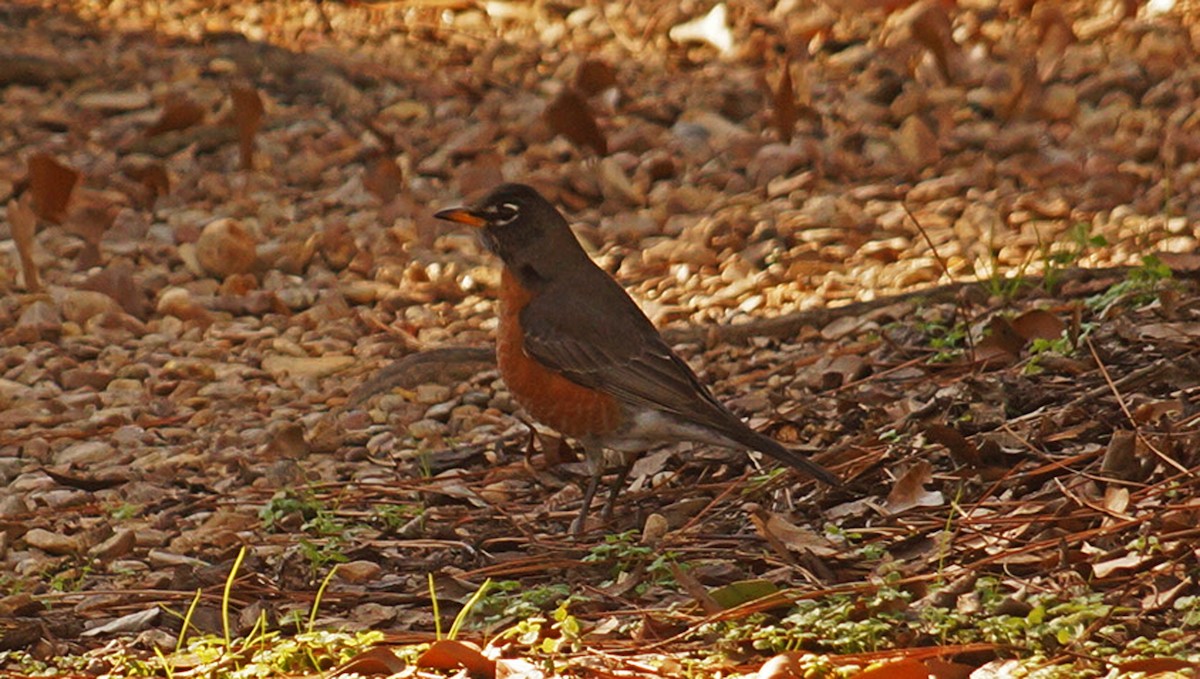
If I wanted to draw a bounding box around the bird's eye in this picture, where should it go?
[492,202,519,225]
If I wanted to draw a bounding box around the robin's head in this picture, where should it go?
[435,183,589,287]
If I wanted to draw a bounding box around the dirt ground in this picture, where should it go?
[2,0,1199,675]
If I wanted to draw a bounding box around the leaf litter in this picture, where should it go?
[1,0,1199,677]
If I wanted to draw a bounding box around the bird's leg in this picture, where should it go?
[571,447,606,537]
[599,454,635,522]
[570,466,603,537]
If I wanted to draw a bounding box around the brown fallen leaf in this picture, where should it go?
[924,424,981,468]
[330,646,408,676]
[145,95,206,137]
[27,152,79,224]
[125,162,171,204]
[849,658,932,679]
[544,88,607,156]
[41,467,128,492]
[230,84,264,170]
[7,196,40,292]
[974,315,1025,365]
[574,58,617,96]
[364,154,404,203]
[1011,308,1065,343]
[885,459,943,513]
[417,639,495,677]
[772,53,797,144]
[754,506,838,557]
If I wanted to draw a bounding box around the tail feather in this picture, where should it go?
[725,422,840,487]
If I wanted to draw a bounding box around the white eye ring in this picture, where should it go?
[493,202,520,226]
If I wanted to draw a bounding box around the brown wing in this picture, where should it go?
[518,272,730,425]
[519,269,840,486]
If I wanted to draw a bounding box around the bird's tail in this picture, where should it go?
[732,426,840,487]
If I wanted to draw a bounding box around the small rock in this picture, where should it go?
[896,115,940,168]
[337,560,383,583]
[55,440,115,466]
[16,300,62,340]
[89,528,136,561]
[156,287,211,322]
[61,368,113,391]
[598,156,643,206]
[424,400,455,421]
[0,493,30,518]
[57,289,122,325]
[195,218,258,278]
[0,378,31,404]
[746,143,808,186]
[602,211,659,241]
[1039,83,1077,121]
[415,384,452,404]
[77,90,152,113]
[24,527,80,555]
[261,355,354,379]
[407,418,446,439]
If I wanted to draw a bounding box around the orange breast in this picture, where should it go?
[496,269,622,440]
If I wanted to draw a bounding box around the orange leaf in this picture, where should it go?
[544,88,607,156]
[417,639,495,678]
[126,162,171,203]
[331,646,408,676]
[574,58,617,96]
[1119,658,1199,675]
[7,196,41,292]
[924,424,981,467]
[1011,308,1065,342]
[772,56,797,144]
[230,84,264,170]
[145,95,206,137]
[975,316,1024,364]
[850,658,933,679]
[364,155,404,203]
[885,459,943,513]
[27,153,79,224]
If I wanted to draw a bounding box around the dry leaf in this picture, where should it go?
[1099,430,1139,480]
[1092,551,1147,578]
[708,579,781,610]
[27,153,79,224]
[1011,308,1065,342]
[574,58,617,96]
[364,155,404,203]
[849,659,933,679]
[7,196,40,292]
[772,56,797,144]
[544,88,607,156]
[125,162,171,203]
[885,459,943,513]
[908,1,957,83]
[760,509,838,557]
[975,316,1025,364]
[145,95,206,137]
[924,424,981,467]
[418,639,496,677]
[331,646,408,676]
[230,84,264,170]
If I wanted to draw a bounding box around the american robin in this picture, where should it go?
[436,183,838,534]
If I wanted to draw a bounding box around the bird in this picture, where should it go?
[435,183,838,534]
